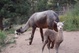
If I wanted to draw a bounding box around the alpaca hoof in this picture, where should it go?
[50,46,53,49]
[42,41,44,43]
[29,42,32,45]
[42,39,44,42]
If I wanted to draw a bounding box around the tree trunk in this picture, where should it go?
[0,17,3,30]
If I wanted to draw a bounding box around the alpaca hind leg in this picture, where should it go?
[50,40,55,49]
[40,28,44,42]
[47,41,51,53]
[42,40,48,53]
[29,27,36,45]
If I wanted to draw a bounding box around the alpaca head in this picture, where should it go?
[54,21,64,30]
[15,27,23,34]
[14,27,24,38]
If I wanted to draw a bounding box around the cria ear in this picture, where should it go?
[54,21,57,24]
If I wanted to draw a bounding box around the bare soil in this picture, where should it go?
[1,29,79,53]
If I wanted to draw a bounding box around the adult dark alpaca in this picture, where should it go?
[15,10,59,45]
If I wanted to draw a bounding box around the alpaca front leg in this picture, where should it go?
[55,45,59,53]
[49,49,50,53]
[40,28,44,42]
[55,43,60,53]
[29,27,36,45]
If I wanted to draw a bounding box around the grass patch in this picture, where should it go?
[0,30,16,52]
[0,31,7,46]
[4,28,15,34]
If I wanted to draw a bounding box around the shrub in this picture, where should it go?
[60,2,79,31]
[0,31,7,46]
[59,15,66,22]
[64,16,79,31]
[60,3,79,31]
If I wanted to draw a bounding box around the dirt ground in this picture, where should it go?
[1,28,79,53]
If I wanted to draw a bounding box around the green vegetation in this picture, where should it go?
[0,31,6,46]
[0,30,16,47]
[60,2,79,31]
[0,30,16,52]
[0,0,78,30]
[4,28,15,34]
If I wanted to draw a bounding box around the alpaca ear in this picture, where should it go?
[54,21,57,24]
[21,27,22,29]
[19,27,22,29]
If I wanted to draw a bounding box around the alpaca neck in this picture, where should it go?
[21,21,30,32]
[58,29,63,36]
